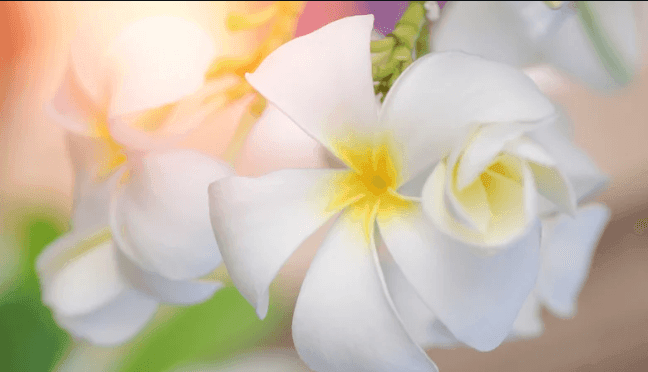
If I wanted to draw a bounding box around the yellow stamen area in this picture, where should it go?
[91,116,127,180]
[326,134,413,242]
[206,1,306,163]
[452,153,526,240]
[130,102,176,132]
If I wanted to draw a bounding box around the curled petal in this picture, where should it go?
[292,213,438,372]
[536,203,610,317]
[380,52,554,184]
[111,150,232,281]
[208,169,347,319]
[37,231,123,318]
[529,123,608,203]
[507,137,577,215]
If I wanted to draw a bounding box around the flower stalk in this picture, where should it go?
[371,1,430,99]
[576,1,632,86]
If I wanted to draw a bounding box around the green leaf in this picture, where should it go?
[0,211,70,372]
[117,287,287,372]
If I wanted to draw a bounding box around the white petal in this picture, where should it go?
[208,169,346,319]
[510,293,544,340]
[246,15,379,159]
[111,150,232,281]
[454,122,537,190]
[292,213,438,372]
[537,1,639,91]
[236,104,330,176]
[380,52,554,184]
[536,203,610,317]
[378,205,541,352]
[115,248,222,304]
[381,256,459,349]
[528,123,607,202]
[507,137,577,215]
[39,237,124,318]
[47,67,103,136]
[108,79,234,151]
[66,133,126,230]
[437,155,538,246]
[105,16,216,118]
[56,289,158,346]
[432,2,541,67]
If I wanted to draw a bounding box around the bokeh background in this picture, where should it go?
[1,2,647,371]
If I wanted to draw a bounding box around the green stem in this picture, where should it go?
[370,1,428,99]
[577,1,632,86]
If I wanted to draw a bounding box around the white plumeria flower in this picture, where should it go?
[49,16,227,153]
[432,1,642,91]
[40,16,235,340]
[36,172,158,345]
[206,14,580,371]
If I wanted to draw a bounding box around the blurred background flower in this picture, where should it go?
[1,2,648,372]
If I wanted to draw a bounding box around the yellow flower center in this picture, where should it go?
[92,116,127,180]
[451,153,526,242]
[327,134,413,242]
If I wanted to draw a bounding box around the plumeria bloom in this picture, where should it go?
[36,172,158,345]
[205,14,597,371]
[432,1,642,91]
[38,16,236,344]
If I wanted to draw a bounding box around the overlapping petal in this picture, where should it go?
[246,15,379,160]
[48,67,104,137]
[381,258,457,348]
[38,235,123,317]
[56,288,158,346]
[115,249,222,305]
[378,204,541,351]
[529,123,608,203]
[236,104,330,176]
[536,203,610,317]
[292,213,438,372]
[380,52,555,183]
[208,169,348,318]
[111,150,231,282]
[36,228,158,346]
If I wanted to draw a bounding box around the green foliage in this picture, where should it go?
[118,287,286,372]
[0,213,70,372]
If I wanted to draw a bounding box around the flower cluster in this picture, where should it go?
[35,1,636,371]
